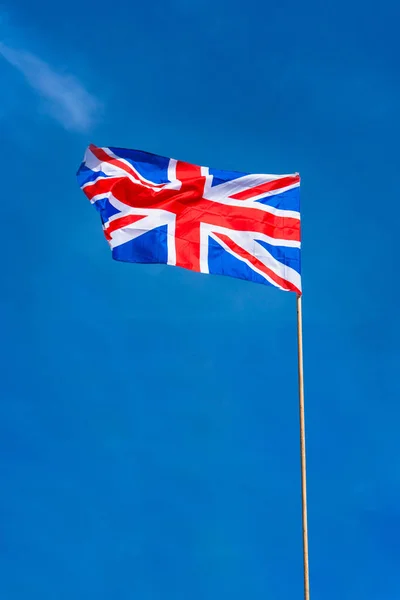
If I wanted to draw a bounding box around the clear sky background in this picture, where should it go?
[1,2,399,599]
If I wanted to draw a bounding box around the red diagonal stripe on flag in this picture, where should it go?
[231,175,300,201]
[213,232,301,294]
[89,144,163,188]
[104,214,145,241]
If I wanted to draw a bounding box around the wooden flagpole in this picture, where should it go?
[296,294,310,600]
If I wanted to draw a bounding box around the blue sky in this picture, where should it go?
[1,1,399,599]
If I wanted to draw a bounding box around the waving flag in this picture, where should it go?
[77,144,301,293]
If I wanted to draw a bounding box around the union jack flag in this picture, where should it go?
[77,144,301,294]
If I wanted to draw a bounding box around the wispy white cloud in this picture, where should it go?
[0,41,101,132]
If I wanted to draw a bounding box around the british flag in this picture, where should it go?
[77,144,301,294]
